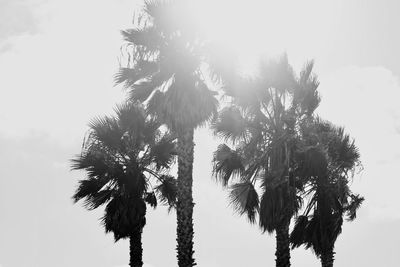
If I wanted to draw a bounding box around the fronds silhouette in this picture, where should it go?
[72,102,177,267]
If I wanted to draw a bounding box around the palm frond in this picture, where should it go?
[258,54,296,93]
[83,189,114,210]
[114,68,139,89]
[259,183,297,233]
[290,215,309,248]
[141,117,163,145]
[129,81,158,102]
[211,106,250,143]
[144,191,157,208]
[155,175,177,209]
[242,159,265,183]
[114,60,158,88]
[231,78,263,111]
[229,182,259,224]
[298,146,328,178]
[212,144,245,186]
[70,149,111,178]
[103,196,147,241]
[345,194,364,221]
[299,61,315,86]
[114,102,146,133]
[149,133,177,170]
[121,27,161,52]
[291,60,321,116]
[88,116,123,151]
[148,77,218,131]
[127,68,173,102]
[72,177,110,203]
[327,127,360,171]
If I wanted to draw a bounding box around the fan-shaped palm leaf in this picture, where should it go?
[212,144,245,186]
[229,182,259,224]
[155,175,178,208]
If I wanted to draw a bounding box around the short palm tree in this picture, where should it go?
[212,56,321,266]
[290,118,364,267]
[71,103,177,267]
[114,1,218,265]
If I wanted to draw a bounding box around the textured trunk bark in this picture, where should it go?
[320,249,335,267]
[275,222,291,267]
[129,229,143,267]
[176,128,196,267]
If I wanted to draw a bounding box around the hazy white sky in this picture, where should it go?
[0,0,399,266]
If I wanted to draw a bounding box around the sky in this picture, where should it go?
[0,0,399,266]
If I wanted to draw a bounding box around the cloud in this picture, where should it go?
[0,0,143,144]
[0,0,45,43]
[319,66,400,164]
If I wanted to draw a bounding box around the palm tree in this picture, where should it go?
[114,1,218,265]
[71,103,177,267]
[212,56,321,266]
[290,118,364,267]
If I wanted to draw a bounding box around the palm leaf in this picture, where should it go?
[83,189,114,210]
[290,215,309,248]
[155,175,177,208]
[121,27,161,52]
[258,54,296,93]
[345,194,364,221]
[144,191,157,208]
[259,183,297,233]
[88,116,123,151]
[213,144,245,186]
[149,133,177,170]
[229,182,259,224]
[103,196,147,241]
[212,106,250,143]
[72,177,110,203]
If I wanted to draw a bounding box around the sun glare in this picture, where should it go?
[188,0,343,73]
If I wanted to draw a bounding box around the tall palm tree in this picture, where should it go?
[71,103,177,267]
[114,1,218,265]
[212,56,321,266]
[290,118,364,267]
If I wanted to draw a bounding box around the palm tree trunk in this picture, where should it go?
[275,222,291,267]
[176,128,196,267]
[129,228,143,267]
[320,249,335,267]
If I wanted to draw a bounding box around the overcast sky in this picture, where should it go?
[0,0,399,266]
